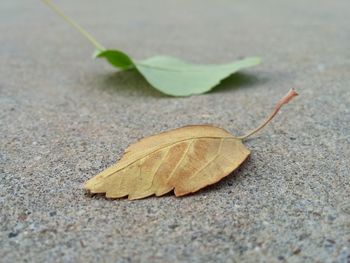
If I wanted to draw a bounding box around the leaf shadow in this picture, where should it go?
[94,70,267,98]
[213,72,268,94]
[96,69,166,98]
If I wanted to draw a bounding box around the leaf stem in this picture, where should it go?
[42,0,105,51]
[237,89,298,140]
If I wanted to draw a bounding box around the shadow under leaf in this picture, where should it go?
[97,69,166,98]
[213,72,268,94]
[95,70,267,98]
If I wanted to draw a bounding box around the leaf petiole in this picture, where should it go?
[237,89,298,140]
[42,0,105,51]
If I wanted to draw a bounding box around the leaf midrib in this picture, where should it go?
[104,135,238,177]
[135,62,241,73]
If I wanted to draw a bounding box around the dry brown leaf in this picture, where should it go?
[85,89,298,200]
[85,125,249,199]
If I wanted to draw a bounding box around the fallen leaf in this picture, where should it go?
[85,89,298,200]
[85,125,250,199]
[42,0,261,96]
[96,51,261,96]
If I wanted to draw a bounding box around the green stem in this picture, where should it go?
[42,0,105,51]
[237,89,298,140]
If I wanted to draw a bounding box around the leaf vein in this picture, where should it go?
[188,138,224,180]
[105,136,235,177]
[139,148,171,195]
[167,140,195,182]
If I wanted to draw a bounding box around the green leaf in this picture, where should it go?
[95,50,261,96]
[135,55,261,96]
[42,0,261,97]
[94,50,135,70]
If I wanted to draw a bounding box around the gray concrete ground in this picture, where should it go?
[1,0,349,262]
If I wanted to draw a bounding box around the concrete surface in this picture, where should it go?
[1,0,349,262]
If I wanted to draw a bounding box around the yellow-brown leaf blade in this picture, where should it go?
[84,125,250,199]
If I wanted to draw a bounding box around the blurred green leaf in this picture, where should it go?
[43,0,261,97]
[95,50,261,96]
[94,50,134,70]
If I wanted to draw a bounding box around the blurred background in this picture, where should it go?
[1,1,349,262]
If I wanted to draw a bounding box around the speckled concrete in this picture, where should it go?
[1,0,350,262]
